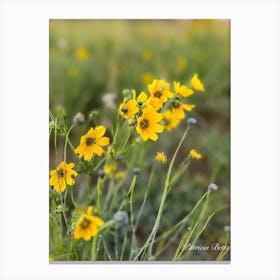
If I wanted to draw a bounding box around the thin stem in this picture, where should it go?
[96,177,104,216]
[128,175,137,260]
[135,125,191,260]
[154,191,209,257]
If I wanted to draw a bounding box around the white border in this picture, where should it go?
[0,0,279,279]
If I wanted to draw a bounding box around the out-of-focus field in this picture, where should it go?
[49,19,230,261]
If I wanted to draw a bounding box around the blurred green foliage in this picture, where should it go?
[49,19,230,261]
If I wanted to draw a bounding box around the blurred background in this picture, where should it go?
[49,19,230,261]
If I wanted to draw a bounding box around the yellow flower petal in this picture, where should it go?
[191,73,205,91]
[96,137,110,146]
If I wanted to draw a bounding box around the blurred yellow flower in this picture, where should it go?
[142,50,153,61]
[148,79,173,109]
[76,205,94,216]
[75,126,110,160]
[177,57,188,72]
[49,257,54,261]
[174,81,193,98]
[115,171,125,179]
[119,99,139,119]
[191,74,205,91]
[141,72,154,85]
[49,161,78,193]
[137,91,148,107]
[189,149,202,159]
[68,67,78,77]
[172,101,195,120]
[74,214,104,241]
[163,110,180,131]
[155,152,167,164]
[75,47,89,59]
[104,163,117,175]
[136,107,164,141]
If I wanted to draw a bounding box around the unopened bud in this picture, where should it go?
[187,117,197,125]
[72,112,85,125]
[113,211,129,228]
[115,153,123,161]
[208,183,218,192]
[132,167,141,175]
[97,169,105,179]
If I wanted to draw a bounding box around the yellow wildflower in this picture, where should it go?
[74,213,104,241]
[75,47,89,59]
[142,72,154,85]
[172,100,195,120]
[104,163,117,175]
[136,91,148,107]
[115,171,125,179]
[75,126,110,161]
[148,79,173,109]
[155,152,167,164]
[190,73,205,91]
[49,161,78,193]
[136,107,164,141]
[173,81,193,98]
[49,257,54,261]
[177,57,188,72]
[163,110,180,131]
[119,99,139,119]
[189,149,202,159]
[76,205,94,216]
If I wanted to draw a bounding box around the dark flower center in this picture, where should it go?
[173,101,181,108]
[57,169,65,177]
[86,137,96,146]
[154,91,162,98]
[121,106,129,114]
[140,119,149,129]
[81,218,90,229]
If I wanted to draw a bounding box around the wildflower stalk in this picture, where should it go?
[119,127,134,154]
[120,229,128,261]
[135,124,191,260]
[188,205,228,257]
[154,190,209,257]
[96,177,104,216]
[216,231,230,261]
[135,169,154,231]
[173,190,210,260]
[128,175,137,260]
[90,220,115,260]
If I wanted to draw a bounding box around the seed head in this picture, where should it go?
[113,211,129,228]
[208,183,218,192]
[72,112,85,125]
[187,117,198,125]
[132,167,141,175]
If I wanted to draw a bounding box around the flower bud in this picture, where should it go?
[88,110,99,121]
[208,183,218,192]
[97,169,105,179]
[72,112,85,125]
[115,153,123,161]
[132,167,141,175]
[224,225,230,232]
[49,120,56,129]
[113,211,129,228]
[187,117,198,125]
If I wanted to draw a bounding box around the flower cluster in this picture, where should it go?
[118,75,204,141]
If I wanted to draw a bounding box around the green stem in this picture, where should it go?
[96,177,104,216]
[128,175,137,260]
[134,124,191,260]
[154,191,209,257]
